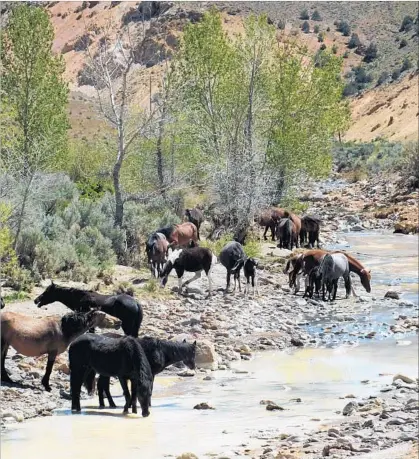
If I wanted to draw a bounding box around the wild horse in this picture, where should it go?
[35,282,143,337]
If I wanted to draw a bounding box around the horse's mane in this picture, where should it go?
[336,251,370,278]
[60,311,88,339]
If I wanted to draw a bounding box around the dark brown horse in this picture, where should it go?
[289,249,372,295]
[1,310,105,391]
[145,232,169,277]
[258,207,286,241]
[300,215,321,248]
[185,208,204,240]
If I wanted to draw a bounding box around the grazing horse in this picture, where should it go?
[219,241,247,293]
[34,282,143,338]
[160,247,217,296]
[185,208,204,240]
[319,253,351,301]
[300,215,321,248]
[1,310,105,391]
[288,249,371,295]
[95,337,197,409]
[146,232,169,278]
[69,334,153,416]
[276,217,297,250]
[258,207,286,241]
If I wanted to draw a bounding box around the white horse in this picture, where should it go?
[319,253,351,301]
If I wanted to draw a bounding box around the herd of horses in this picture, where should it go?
[0,206,372,416]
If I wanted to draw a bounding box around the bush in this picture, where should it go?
[377,71,389,86]
[364,43,378,63]
[392,68,401,80]
[343,83,358,97]
[317,32,324,42]
[314,25,320,33]
[299,9,309,20]
[353,66,373,84]
[337,21,351,36]
[243,239,262,259]
[400,15,414,32]
[199,232,233,257]
[343,51,349,58]
[278,19,286,30]
[331,44,338,54]
[401,142,419,189]
[348,33,361,49]
[399,38,408,48]
[401,57,412,72]
[320,43,326,50]
[326,26,330,32]
[301,21,310,33]
[311,9,322,21]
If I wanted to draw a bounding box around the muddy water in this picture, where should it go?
[2,232,418,458]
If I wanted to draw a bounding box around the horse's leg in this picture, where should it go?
[1,340,12,383]
[238,269,242,293]
[130,379,138,414]
[333,280,338,301]
[42,351,57,391]
[182,270,202,287]
[344,274,352,299]
[70,368,84,412]
[119,377,131,414]
[226,271,231,293]
[263,225,268,241]
[270,223,276,241]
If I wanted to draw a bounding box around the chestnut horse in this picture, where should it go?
[289,249,371,295]
[258,207,286,241]
[167,222,198,248]
[1,310,105,391]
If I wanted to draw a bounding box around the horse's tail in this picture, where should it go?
[83,368,96,395]
[132,301,143,338]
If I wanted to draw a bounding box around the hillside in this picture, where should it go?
[20,2,419,142]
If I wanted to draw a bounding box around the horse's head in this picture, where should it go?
[360,268,372,293]
[34,281,58,308]
[61,310,106,338]
[160,249,182,287]
[182,339,197,370]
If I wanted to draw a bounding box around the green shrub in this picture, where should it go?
[401,57,412,72]
[337,21,351,36]
[400,15,414,32]
[299,9,309,20]
[320,43,327,50]
[343,51,349,58]
[301,21,310,33]
[311,10,322,21]
[200,232,234,257]
[332,44,338,54]
[278,19,286,30]
[314,25,320,34]
[399,38,408,48]
[317,32,324,42]
[243,239,262,259]
[377,71,389,86]
[392,68,401,80]
[364,43,378,63]
[348,33,361,49]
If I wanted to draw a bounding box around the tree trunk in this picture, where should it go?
[156,117,165,197]
[113,125,125,228]
[14,174,33,250]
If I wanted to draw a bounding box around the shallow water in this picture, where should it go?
[2,232,418,459]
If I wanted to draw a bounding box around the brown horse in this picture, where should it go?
[185,208,204,240]
[146,232,169,277]
[300,215,321,248]
[168,222,198,248]
[1,309,105,391]
[258,207,286,241]
[289,249,371,295]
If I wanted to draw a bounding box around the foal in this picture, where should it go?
[95,337,197,408]
[69,334,153,416]
[1,310,104,391]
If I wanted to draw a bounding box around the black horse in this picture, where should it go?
[34,282,143,337]
[69,334,153,416]
[94,337,197,408]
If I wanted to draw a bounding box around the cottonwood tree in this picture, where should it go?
[82,17,178,228]
[0,4,69,248]
[174,10,350,236]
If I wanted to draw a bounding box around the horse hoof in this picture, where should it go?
[142,411,150,417]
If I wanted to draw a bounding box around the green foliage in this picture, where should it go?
[314,25,320,34]
[343,51,349,59]
[278,19,286,30]
[243,239,262,259]
[301,21,310,33]
[0,4,69,172]
[400,142,419,189]
[400,15,415,32]
[299,9,309,20]
[200,233,234,257]
[311,10,322,21]
[332,44,338,54]
[392,68,401,80]
[320,43,327,50]
[364,43,378,63]
[401,57,412,72]
[348,33,361,49]
[317,32,324,42]
[343,83,358,97]
[377,71,389,86]
[337,21,351,36]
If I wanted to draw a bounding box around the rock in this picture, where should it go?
[56,362,70,375]
[384,290,400,300]
[177,370,195,377]
[193,402,214,410]
[350,224,364,232]
[266,403,284,411]
[343,401,358,416]
[260,400,276,405]
[1,410,24,422]
[195,340,219,371]
[176,454,199,459]
[290,337,305,347]
[393,374,416,384]
[362,419,374,428]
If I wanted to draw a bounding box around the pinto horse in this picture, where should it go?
[94,337,197,409]
[289,249,371,295]
[1,310,105,391]
[35,282,144,338]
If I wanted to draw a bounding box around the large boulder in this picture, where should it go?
[172,335,218,370]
